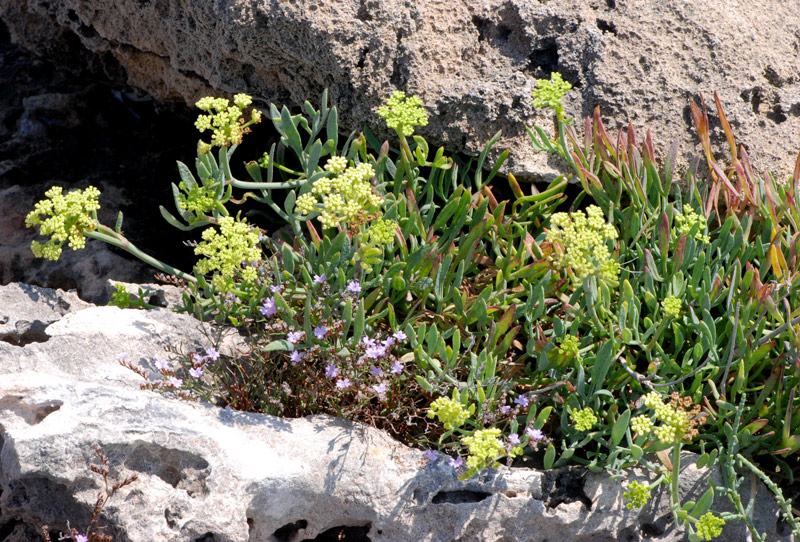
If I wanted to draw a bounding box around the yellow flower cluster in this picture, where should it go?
[570,407,599,432]
[661,296,682,317]
[695,512,725,540]
[532,72,573,111]
[640,392,693,444]
[461,428,518,476]
[194,93,262,147]
[367,219,397,245]
[376,91,429,137]
[427,396,472,430]
[26,186,101,261]
[177,181,218,215]
[630,415,654,435]
[674,207,710,243]
[194,217,262,292]
[623,480,651,509]
[556,334,582,362]
[295,159,381,229]
[547,205,619,286]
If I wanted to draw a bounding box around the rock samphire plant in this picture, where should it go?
[27,80,800,540]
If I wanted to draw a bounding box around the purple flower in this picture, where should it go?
[336,378,351,390]
[314,325,328,340]
[168,376,183,388]
[287,331,304,344]
[508,433,521,446]
[155,359,168,371]
[372,381,388,394]
[369,365,384,377]
[313,273,327,284]
[189,367,204,378]
[449,456,464,469]
[223,292,238,306]
[325,364,340,378]
[290,350,304,363]
[362,336,376,347]
[527,428,545,442]
[205,347,220,362]
[270,284,283,293]
[382,336,396,348]
[514,395,529,408]
[393,330,407,342]
[390,361,403,375]
[499,405,511,415]
[118,352,129,361]
[260,296,277,317]
[424,449,439,462]
[365,343,387,359]
[346,280,362,294]
[75,535,88,542]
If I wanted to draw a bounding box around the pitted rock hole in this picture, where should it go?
[192,533,217,542]
[543,468,592,510]
[117,442,210,496]
[0,395,62,425]
[432,489,492,504]
[617,526,641,542]
[274,519,309,541]
[300,523,372,542]
[0,319,51,346]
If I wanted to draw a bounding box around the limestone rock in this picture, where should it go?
[0,283,794,541]
[2,0,799,182]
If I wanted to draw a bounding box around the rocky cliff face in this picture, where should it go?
[2,0,799,183]
[0,283,792,541]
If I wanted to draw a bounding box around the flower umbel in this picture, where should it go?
[532,72,573,111]
[427,396,473,430]
[377,91,429,137]
[662,296,682,318]
[193,216,262,292]
[695,512,725,540]
[623,480,651,509]
[547,205,620,287]
[461,428,518,478]
[570,407,599,432]
[194,94,261,147]
[26,186,101,261]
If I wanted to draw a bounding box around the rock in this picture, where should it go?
[2,0,799,183]
[0,283,793,541]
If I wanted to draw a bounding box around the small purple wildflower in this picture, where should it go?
[514,395,529,408]
[508,433,521,446]
[362,336,376,347]
[449,456,464,469]
[382,336,396,348]
[365,343,387,359]
[372,381,388,394]
[325,364,340,378]
[346,280,362,294]
[313,273,327,284]
[223,292,238,306]
[290,350,304,363]
[313,325,328,340]
[75,535,88,542]
[168,376,183,388]
[369,365,384,377]
[390,361,403,374]
[336,378,351,390]
[205,347,220,362]
[499,405,511,415]
[270,284,283,293]
[189,367,204,378]
[118,352,129,361]
[155,359,168,371]
[527,428,545,441]
[424,449,439,462]
[260,296,277,317]
[393,330,407,342]
[287,330,304,344]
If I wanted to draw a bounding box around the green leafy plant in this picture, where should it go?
[26,80,800,540]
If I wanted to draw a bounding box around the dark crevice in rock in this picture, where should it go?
[616,525,640,542]
[0,396,62,425]
[0,319,51,346]
[111,442,210,495]
[431,489,491,504]
[543,468,592,510]
[193,532,217,542]
[301,523,371,542]
[274,519,309,541]
[596,19,617,35]
[526,39,559,79]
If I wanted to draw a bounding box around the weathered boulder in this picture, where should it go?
[0,283,793,541]
[2,0,799,182]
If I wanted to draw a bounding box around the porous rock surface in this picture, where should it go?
[0,282,793,541]
[2,0,799,182]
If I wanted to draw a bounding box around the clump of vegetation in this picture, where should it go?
[27,75,800,540]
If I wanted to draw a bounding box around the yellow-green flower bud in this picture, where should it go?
[194,216,261,292]
[662,296,682,317]
[461,428,507,476]
[674,207,710,243]
[695,512,725,540]
[428,396,472,430]
[377,91,429,137]
[630,415,654,435]
[532,72,572,111]
[570,407,598,432]
[623,480,651,509]
[26,186,101,261]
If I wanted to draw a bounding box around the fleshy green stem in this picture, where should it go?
[86,225,196,283]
